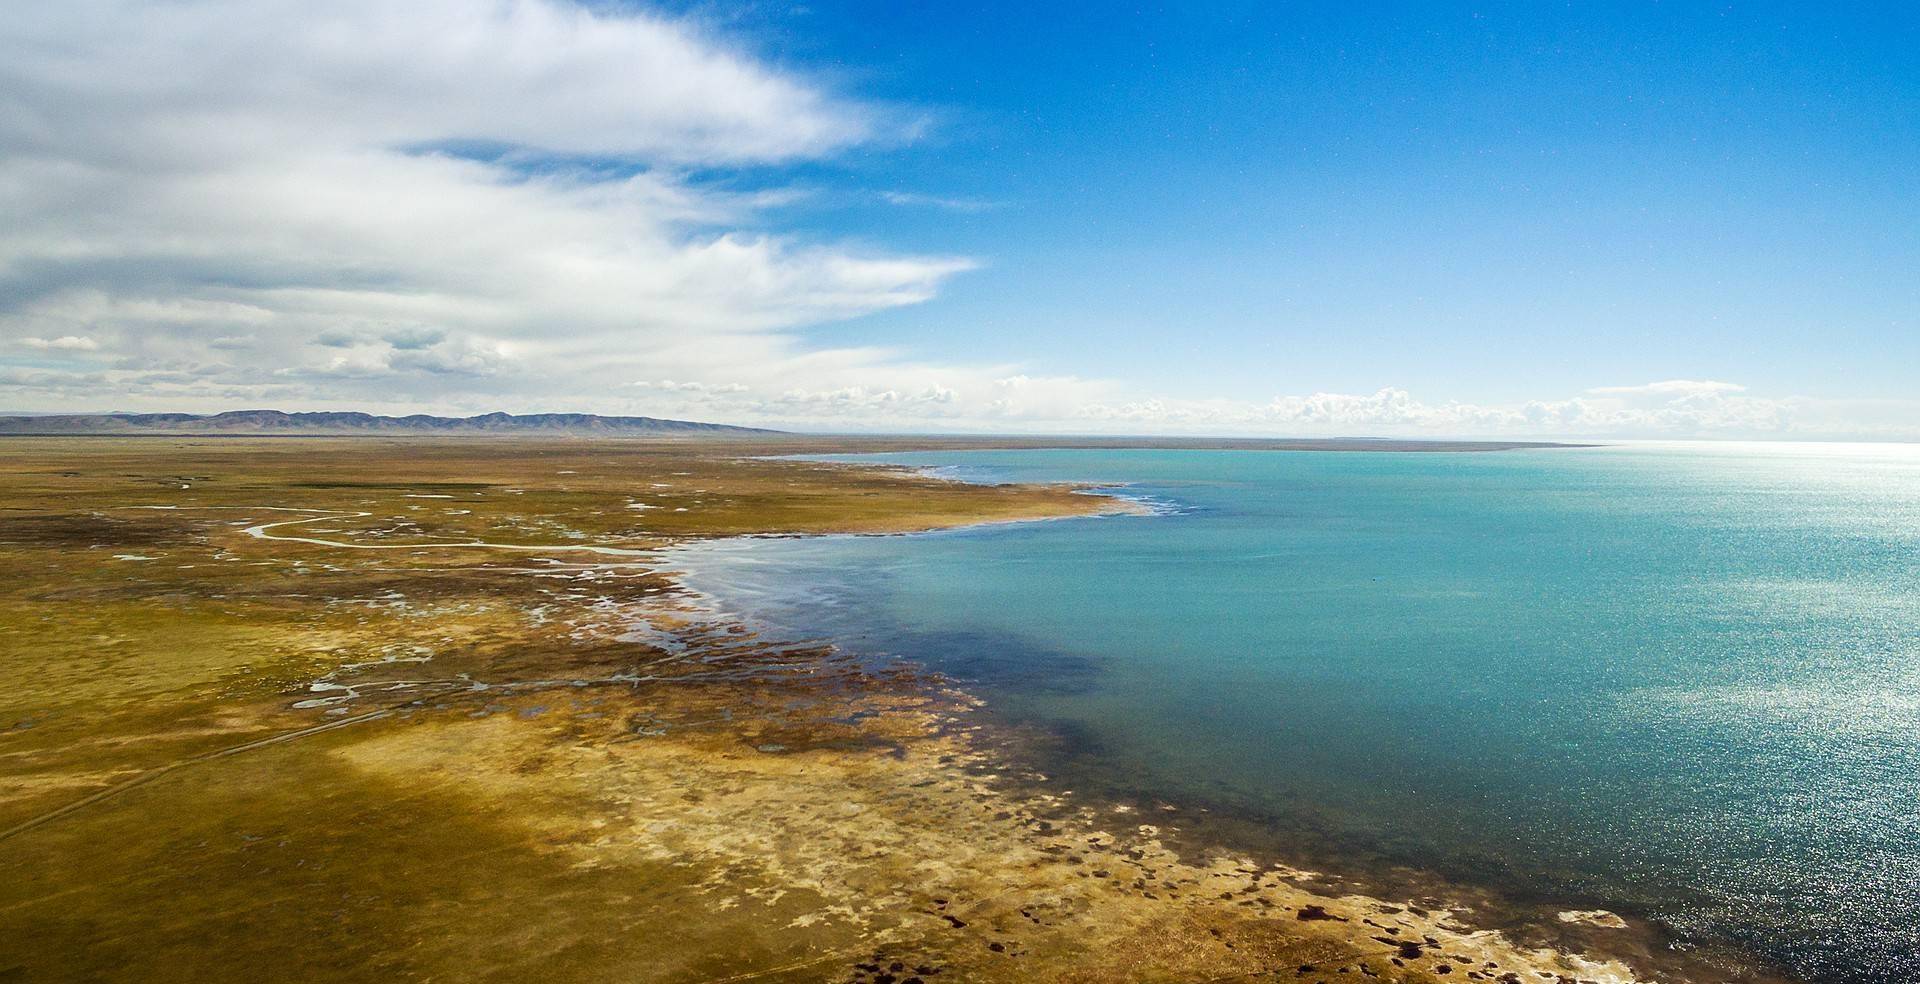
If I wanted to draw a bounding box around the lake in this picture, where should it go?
[670,444,1920,983]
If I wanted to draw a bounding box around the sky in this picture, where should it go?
[1,0,1915,438]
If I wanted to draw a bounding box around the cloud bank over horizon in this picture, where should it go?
[2,1,1914,441]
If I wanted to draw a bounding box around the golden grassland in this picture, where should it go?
[0,438,1755,983]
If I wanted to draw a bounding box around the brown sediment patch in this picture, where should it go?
[942,711,1785,984]
[314,677,1650,984]
[1560,910,1633,930]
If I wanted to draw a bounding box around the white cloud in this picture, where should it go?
[0,0,972,413]
[632,380,750,394]
[1054,383,1915,441]
[2,0,884,167]
[879,190,1002,212]
[1584,379,1746,399]
[16,335,99,351]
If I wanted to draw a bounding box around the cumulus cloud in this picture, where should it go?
[3,0,884,167]
[1585,380,1746,399]
[15,335,100,351]
[0,0,974,413]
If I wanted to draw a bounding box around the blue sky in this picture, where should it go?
[2,0,1916,436]
[706,1,1919,402]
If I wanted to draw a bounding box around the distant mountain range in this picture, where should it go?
[0,410,782,437]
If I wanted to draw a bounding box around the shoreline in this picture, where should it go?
[637,572,1668,983]
[659,497,1796,984]
[0,437,1791,983]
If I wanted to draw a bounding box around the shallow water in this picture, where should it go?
[670,444,1920,983]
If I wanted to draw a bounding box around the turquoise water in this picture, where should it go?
[671,444,1920,983]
